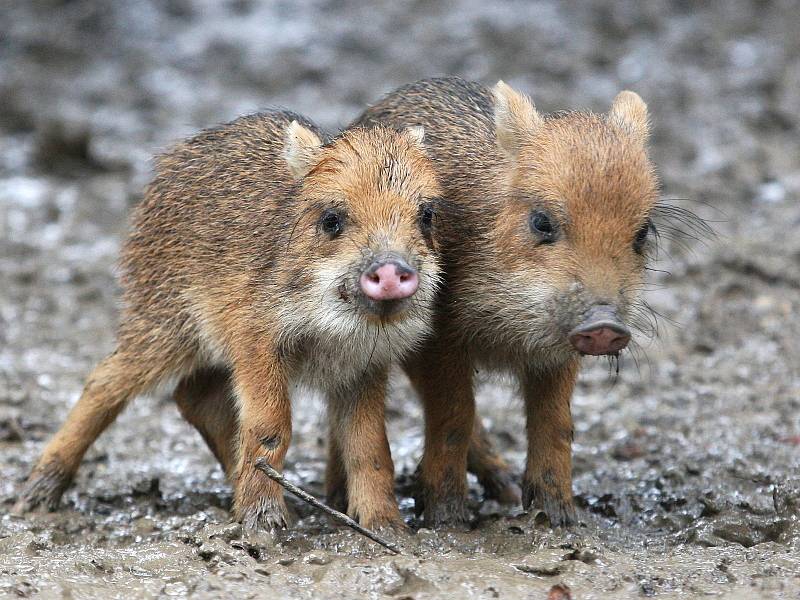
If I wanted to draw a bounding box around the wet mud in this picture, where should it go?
[1,1,799,597]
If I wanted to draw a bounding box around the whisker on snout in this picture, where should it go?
[625,338,654,379]
[650,199,717,259]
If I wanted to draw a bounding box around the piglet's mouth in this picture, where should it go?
[339,282,415,322]
[361,296,415,321]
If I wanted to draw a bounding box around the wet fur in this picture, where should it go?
[351,77,661,526]
[14,111,442,531]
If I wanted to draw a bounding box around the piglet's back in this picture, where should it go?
[355,78,501,195]
[119,111,321,308]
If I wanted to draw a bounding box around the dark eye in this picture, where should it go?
[419,202,435,232]
[529,210,558,242]
[633,218,652,253]
[319,209,344,238]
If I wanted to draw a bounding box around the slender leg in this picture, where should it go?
[228,342,292,530]
[520,359,579,526]
[173,367,238,477]
[328,369,401,529]
[406,346,474,527]
[14,340,187,513]
[325,419,348,513]
[467,418,522,505]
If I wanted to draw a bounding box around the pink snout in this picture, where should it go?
[568,305,631,356]
[359,262,419,301]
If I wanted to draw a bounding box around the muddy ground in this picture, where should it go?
[1,1,799,598]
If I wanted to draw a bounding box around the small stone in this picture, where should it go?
[303,553,331,566]
[197,544,216,561]
[207,522,243,542]
[162,582,188,596]
[26,535,51,554]
[712,518,762,547]
[548,584,572,600]
[611,440,645,461]
[515,562,561,576]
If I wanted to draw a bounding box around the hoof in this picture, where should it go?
[13,462,71,515]
[522,479,576,528]
[237,497,290,532]
[358,511,406,532]
[415,489,471,528]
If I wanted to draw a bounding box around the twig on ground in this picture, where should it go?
[254,458,401,555]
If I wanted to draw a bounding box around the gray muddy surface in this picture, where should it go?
[1,1,800,598]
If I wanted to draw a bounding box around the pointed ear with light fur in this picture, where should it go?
[402,125,426,151]
[492,80,543,160]
[283,120,324,180]
[608,91,649,140]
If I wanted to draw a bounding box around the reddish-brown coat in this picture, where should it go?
[352,77,659,526]
[14,111,443,530]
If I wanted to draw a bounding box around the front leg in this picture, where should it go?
[406,348,475,527]
[230,345,292,531]
[328,369,402,529]
[520,359,579,527]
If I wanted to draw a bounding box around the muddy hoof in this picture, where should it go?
[426,498,471,528]
[480,470,522,506]
[522,479,576,527]
[237,497,291,532]
[12,463,71,514]
[415,492,471,528]
[359,512,407,532]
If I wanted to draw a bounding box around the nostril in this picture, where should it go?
[568,326,630,356]
[359,260,419,302]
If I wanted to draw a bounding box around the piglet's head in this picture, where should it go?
[489,81,659,357]
[281,121,442,350]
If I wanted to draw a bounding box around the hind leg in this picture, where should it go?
[467,419,522,505]
[406,346,474,527]
[173,367,238,477]
[325,419,348,513]
[14,341,186,513]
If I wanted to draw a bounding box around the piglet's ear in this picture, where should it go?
[283,120,324,180]
[608,90,649,140]
[402,125,426,150]
[492,80,543,160]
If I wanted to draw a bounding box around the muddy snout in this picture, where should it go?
[568,305,631,356]
[359,255,419,301]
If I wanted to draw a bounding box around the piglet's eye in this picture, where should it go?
[419,203,435,232]
[319,209,344,238]
[529,210,558,243]
[633,218,653,253]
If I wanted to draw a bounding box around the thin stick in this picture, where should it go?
[254,458,401,555]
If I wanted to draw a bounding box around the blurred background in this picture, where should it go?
[1,1,799,597]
